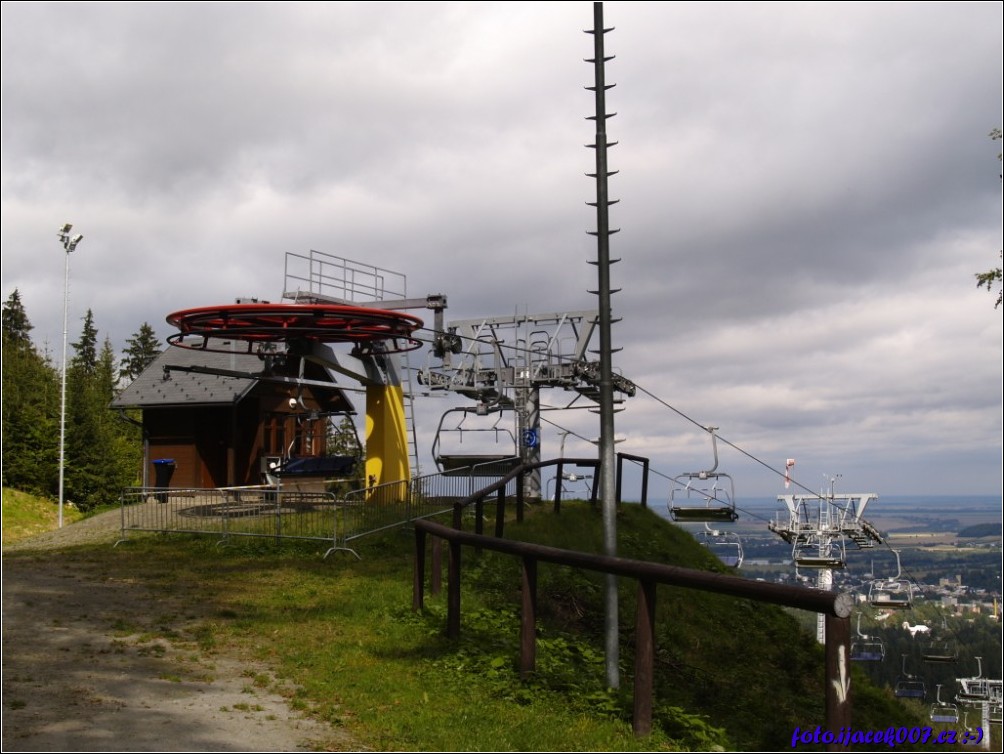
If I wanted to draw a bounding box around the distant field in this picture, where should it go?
[885,531,966,545]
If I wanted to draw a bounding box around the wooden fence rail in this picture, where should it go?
[413,518,853,739]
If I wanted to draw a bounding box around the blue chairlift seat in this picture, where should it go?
[931,686,960,724]
[277,455,356,477]
[850,641,884,662]
[895,680,927,700]
[930,708,959,724]
[850,614,884,662]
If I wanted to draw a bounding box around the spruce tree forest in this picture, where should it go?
[2,289,161,510]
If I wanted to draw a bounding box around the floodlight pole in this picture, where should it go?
[586,0,621,689]
[57,223,83,528]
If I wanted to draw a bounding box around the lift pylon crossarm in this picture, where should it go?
[769,482,880,619]
[767,519,796,545]
[955,657,1003,707]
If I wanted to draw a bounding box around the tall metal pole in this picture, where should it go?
[57,224,83,529]
[586,0,621,689]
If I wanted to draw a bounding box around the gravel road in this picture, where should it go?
[2,508,355,752]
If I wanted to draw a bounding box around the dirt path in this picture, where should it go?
[1,511,355,752]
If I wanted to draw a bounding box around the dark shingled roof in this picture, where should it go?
[111,345,276,408]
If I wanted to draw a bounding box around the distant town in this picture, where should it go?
[659,494,1002,616]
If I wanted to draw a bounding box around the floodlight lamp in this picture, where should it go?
[59,222,73,234]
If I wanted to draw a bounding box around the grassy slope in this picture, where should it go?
[1,487,84,545]
[463,503,932,750]
[2,494,933,750]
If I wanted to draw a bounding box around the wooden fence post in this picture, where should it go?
[517,471,525,522]
[825,613,852,747]
[633,580,657,736]
[413,526,426,612]
[520,556,538,679]
[431,537,442,596]
[495,487,506,538]
[447,539,462,639]
[412,518,853,740]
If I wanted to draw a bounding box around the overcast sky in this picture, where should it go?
[2,1,1001,500]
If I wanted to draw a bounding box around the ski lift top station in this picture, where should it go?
[165,250,635,499]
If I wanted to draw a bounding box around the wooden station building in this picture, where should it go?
[111,344,355,489]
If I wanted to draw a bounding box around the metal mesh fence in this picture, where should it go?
[119,486,341,548]
[119,463,518,554]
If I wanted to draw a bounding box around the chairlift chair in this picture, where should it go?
[850,640,885,663]
[894,656,927,700]
[990,702,1004,725]
[670,479,739,523]
[792,534,846,570]
[922,639,959,664]
[697,525,743,568]
[850,614,885,662]
[794,553,846,569]
[668,427,739,523]
[895,679,927,700]
[869,581,913,609]
[920,618,958,663]
[899,678,927,702]
[868,550,913,609]
[929,685,960,724]
[431,405,521,476]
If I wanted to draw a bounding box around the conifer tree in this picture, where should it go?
[71,309,98,376]
[2,289,33,346]
[120,322,162,383]
[63,318,128,509]
[2,290,59,493]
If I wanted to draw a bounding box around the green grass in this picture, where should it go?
[1,487,85,545]
[2,497,936,750]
